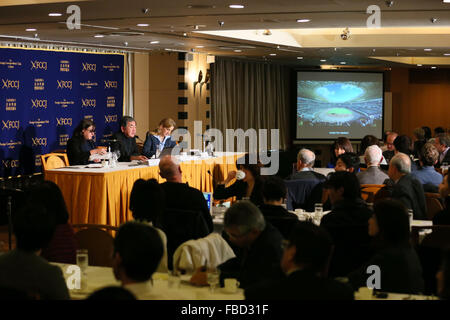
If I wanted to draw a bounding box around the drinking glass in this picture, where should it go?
[207,268,220,293]
[314,203,323,225]
[76,249,89,273]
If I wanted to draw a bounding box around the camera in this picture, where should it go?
[340,28,350,40]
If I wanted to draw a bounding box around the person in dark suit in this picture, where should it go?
[393,135,418,171]
[382,131,398,164]
[348,199,425,294]
[434,133,450,168]
[437,249,450,300]
[412,143,443,192]
[357,145,389,185]
[66,118,105,165]
[386,153,427,219]
[320,171,373,277]
[112,116,147,162]
[213,154,264,206]
[433,173,450,225]
[158,155,213,233]
[0,203,70,299]
[192,201,284,290]
[287,148,326,181]
[245,221,354,300]
[142,118,177,158]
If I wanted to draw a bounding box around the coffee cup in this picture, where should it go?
[224,278,240,293]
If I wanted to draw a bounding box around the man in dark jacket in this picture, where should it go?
[112,116,147,162]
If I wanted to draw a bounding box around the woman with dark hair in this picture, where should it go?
[347,199,425,294]
[437,249,450,299]
[129,178,168,272]
[67,118,105,165]
[327,137,354,168]
[213,154,264,206]
[142,118,177,158]
[27,181,77,264]
[422,126,432,141]
[360,135,379,156]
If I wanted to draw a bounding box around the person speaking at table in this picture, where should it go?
[112,116,148,162]
[67,119,106,165]
[213,154,265,206]
[142,118,177,158]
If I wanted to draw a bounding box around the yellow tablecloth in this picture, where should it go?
[45,153,242,227]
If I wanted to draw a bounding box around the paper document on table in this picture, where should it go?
[89,153,110,161]
[85,163,103,168]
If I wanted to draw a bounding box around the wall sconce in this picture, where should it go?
[199,69,210,96]
[193,70,203,96]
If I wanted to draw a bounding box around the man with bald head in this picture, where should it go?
[357,145,389,185]
[382,132,398,164]
[386,153,426,219]
[158,156,213,232]
[288,148,326,181]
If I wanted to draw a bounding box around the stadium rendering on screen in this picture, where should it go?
[296,71,383,140]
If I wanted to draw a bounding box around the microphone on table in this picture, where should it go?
[135,135,144,143]
[100,138,118,143]
[207,170,217,189]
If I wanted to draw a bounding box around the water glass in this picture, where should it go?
[207,268,220,293]
[76,249,89,273]
[407,209,413,231]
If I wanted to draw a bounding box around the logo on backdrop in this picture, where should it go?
[32,137,48,147]
[35,155,42,167]
[29,119,50,128]
[82,63,97,72]
[2,159,20,169]
[54,99,75,109]
[31,99,48,109]
[57,80,73,90]
[30,60,48,71]
[104,115,118,123]
[5,98,16,111]
[104,80,118,89]
[84,115,94,121]
[80,81,98,89]
[34,78,45,91]
[59,134,69,146]
[0,59,22,70]
[103,64,120,72]
[56,117,73,126]
[1,79,20,90]
[82,98,96,108]
[0,141,22,150]
[2,120,20,130]
[60,60,70,72]
[107,96,116,108]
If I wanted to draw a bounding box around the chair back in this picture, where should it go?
[360,184,386,203]
[41,153,69,171]
[424,193,444,220]
[159,209,210,269]
[73,224,117,267]
[285,179,324,211]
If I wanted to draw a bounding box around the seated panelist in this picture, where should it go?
[142,118,177,158]
[112,116,148,162]
[67,119,105,165]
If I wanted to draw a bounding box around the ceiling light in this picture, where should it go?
[229,4,245,9]
[150,41,160,44]
[48,13,62,17]
[345,53,352,56]
[136,23,149,27]
[196,45,204,48]
[424,48,432,51]
[25,28,37,32]
[417,64,422,66]
[234,49,242,52]
[444,53,450,56]
[297,57,303,59]
[269,53,277,56]
[431,66,437,69]
[444,0,450,3]
[340,62,346,64]
[320,59,327,62]
[296,19,310,23]
[94,34,104,38]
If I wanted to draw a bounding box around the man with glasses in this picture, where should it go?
[382,131,398,164]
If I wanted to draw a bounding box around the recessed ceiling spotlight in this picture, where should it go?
[297,57,303,59]
[196,45,204,48]
[48,13,62,17]
[229,4,245,9]
[296,19,310,23]
[26,28,37,32]
[136,23,149,27]
[345,53,352,56]
[269,53,277,56]
[340,62,346,64]
[417,64,422,66]
[94,34,104,38]
[444,53,450,56]
[424,48,432,51]
[150,41,160,44]
[183,33,187,37]
[320,59,327,62]
[234,49,242,52]
[444,0,450,3]
[431,18,438,23]
[431,66,437,69]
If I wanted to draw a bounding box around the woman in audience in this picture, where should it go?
[436,249,450,300]
[213,154,264,206]
[347,199,425,294]
[327,137,353,168]
[393,134,418,171]
[67,118,105,165]
[433,173,450,225]
[28,181,77,264]
[412,143,443,192]
[142,118,177,158]
[412,127,427,159]
[129,178,168,272]
[422,126,432,141]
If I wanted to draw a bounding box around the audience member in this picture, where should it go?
[382,131,398,163]
[217,201,284,289]
[411,143,443,192]
[422,126,432,141]
[327,137,353,168]
[0,203,70,299]
[259,176,297,238]
[245,222,354,300]
[434,127,446,137]
[433,173,450,225]
[357,145,389,185]
[27,181,77,264]
[130,178,168,272]
[112,116,147,162]
[142,118,177,158]
[434,133,450,168]
[348,200,424,294]
[214,154,265,206]
[360,135,379,156]
[393,135,418,171]
[112,221,190,299]
[335,152,360,173]
[320,172,373,277]
[412,127,427,159]
[288,148,326,181]
[158,156,213,233]
[386,153,426,219]
[436,249,450,300]
[87,286,136,300]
